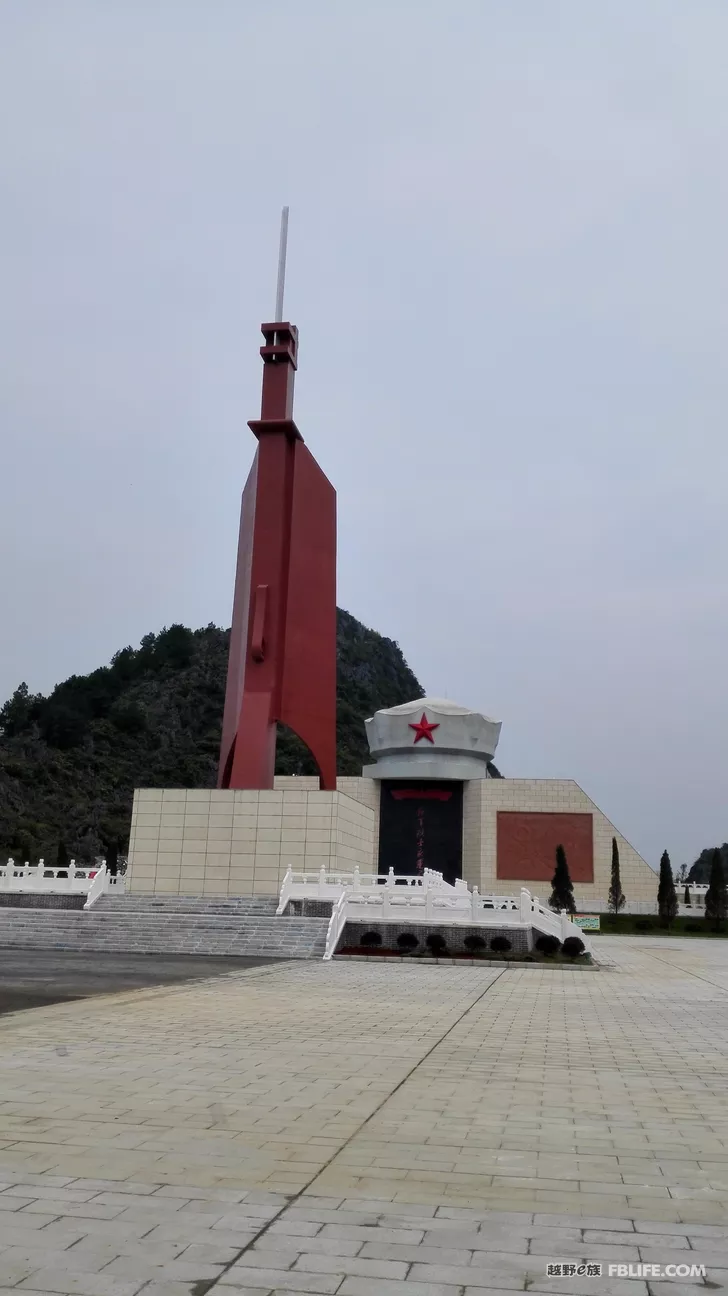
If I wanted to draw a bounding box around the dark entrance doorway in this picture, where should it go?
[378,781,463,884]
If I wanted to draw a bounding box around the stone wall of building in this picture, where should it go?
[127,788,375,896]
[472,779,657,909]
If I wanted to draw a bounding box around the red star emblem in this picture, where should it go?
[409,712,439,744]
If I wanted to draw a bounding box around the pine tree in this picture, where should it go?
[549,844,576,914]
[704,847,727,932]
[609,836,625,913]
[56,839,69,870]
[657,850,678,926]
[684,884,691,907]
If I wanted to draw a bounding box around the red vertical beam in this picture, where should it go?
[218,321,337,790]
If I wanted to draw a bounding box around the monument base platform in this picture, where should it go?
[127,783,376,898]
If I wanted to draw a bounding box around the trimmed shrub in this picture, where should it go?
[635,919,652,932]
[426,933,447,955]
[360,930,382,948]
[490,935,512,955]
[397,932,419,953]
[562,935,586,959]
[535,934,561,957]
[463,934,487,953]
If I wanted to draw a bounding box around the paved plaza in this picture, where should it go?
[0,938,725,1294]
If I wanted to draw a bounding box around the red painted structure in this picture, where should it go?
[218,322,337,790]
[496,812,594,882]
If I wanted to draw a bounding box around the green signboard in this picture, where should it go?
[574,914,600,930]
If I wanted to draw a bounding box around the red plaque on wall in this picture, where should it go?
[496,812,594,882]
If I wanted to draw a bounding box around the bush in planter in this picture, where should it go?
[426,933,447,956]
[463,934,487,954]
[535,934,561,957]
[635,919,653,933]
[360,930,382,948]
[562,935,586,959]
[397,932,419,953]
[490,935,512,956]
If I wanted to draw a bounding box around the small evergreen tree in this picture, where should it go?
[657,850,678,926]
[704,847,727,932]
[106,841,119,876]
[56,839,69,870]
[684,884,691,907]
[549,844,576,914]
[609,836,625,913]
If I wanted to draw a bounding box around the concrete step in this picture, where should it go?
[96,895,279,912]
[0,898,328,959]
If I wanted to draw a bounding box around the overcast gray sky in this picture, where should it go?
[2,1,727,871]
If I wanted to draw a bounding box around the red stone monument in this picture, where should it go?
[218,214,337,791]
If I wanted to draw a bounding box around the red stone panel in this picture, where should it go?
[496,812,594,882]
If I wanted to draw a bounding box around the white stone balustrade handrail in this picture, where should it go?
[322,884,592,960]
[276,865,464,914]
[83,864,124,909]
[0,858,125,901]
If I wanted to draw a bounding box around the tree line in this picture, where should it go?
[549,838,727,930]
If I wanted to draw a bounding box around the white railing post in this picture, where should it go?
[425,890,433,922]
[560,910,571,941]
[83,864,108,910]
[471,886,479,921]
[276,868,293,915]
[353,866,361,892]
[520,888,531,925]
[387,868,395,889]
[318,865,327,898]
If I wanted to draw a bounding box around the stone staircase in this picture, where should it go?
[0,894,329,959]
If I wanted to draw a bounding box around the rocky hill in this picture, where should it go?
[0,610,424,862]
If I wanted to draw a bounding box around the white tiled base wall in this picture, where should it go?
[127,786,376,897]
[128,774,656,907]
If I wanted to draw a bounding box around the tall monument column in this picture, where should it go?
[218,222,337,790]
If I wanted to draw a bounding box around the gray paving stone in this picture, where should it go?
[267,1219,323,1238]
[17,1271,145,1296]
[104,1255,226,1281]
[347,1198,437,1216]
[584,1229,686,1247]
[255,1233,362,1257]
[636,1220,724,1237]
[218,1267,341,1292]
[318,1223,424,1243]
[23,1199,125,1219]
[154,1184,249,1202]
[360,1242,473,1264]
[0,1197,33,1212]
[423,1229,500,1249]
[294,1251,409,1278]
[534,1213,635,1230]
[1,1186,97,1204]
[338,1279,462,1296]
[232,1247,298,1269]
[285,1207,382,1226]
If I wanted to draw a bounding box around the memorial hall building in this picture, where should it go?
[127,697,658,912]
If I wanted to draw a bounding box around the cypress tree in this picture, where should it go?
[549,844,576,914]
[704,847,727,932]
[684,884,691,907]
[657,850,678,926]
[609,836,625,913]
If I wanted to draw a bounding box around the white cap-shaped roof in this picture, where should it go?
[373,697,498,722]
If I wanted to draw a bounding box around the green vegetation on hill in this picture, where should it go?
[0,610,423,862]
[688,843,728,885]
